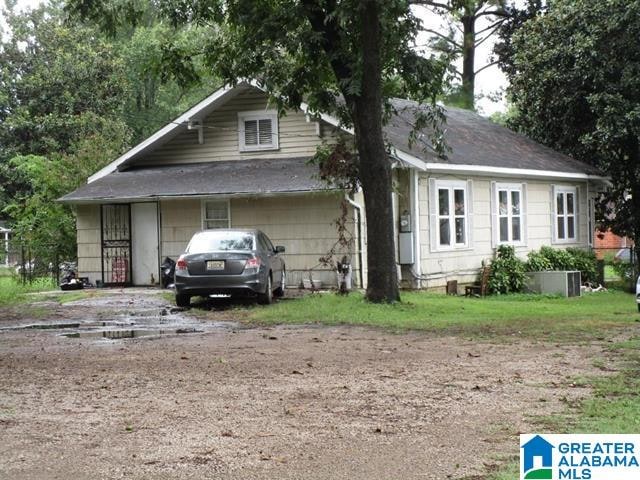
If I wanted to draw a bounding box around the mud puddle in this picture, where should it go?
[0,303,240,341]
[62,327,204,339]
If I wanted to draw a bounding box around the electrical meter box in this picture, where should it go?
[398,232,414,265]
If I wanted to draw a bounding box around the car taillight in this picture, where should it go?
[244,257,261,271]
[176,256,188,274]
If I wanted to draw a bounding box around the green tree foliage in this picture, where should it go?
[492,0,545,79]
[114,15,217,142]
[67,0,448,302]
[0,2,132,267]
[0,2,130,212]
[504,0,640,273]
[0,1,217,269]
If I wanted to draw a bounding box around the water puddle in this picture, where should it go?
[63,328,203,339]
[0,305,240,341]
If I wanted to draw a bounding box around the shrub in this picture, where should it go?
[524,246,597,283]
[488,245,527,294]
[566,248,597,283]
[525,250,552,272]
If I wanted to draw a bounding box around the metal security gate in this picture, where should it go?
[101,204,132,286]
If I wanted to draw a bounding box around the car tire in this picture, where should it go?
[274,270,286,298]
[638,303,640,313]
[258,274,273,305]
[175,293,191,308]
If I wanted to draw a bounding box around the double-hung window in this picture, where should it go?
[430,179,471,250]
[238,111,279,151]
[554,186,577,242]
[492,183,526,246]
[202,200,230,229]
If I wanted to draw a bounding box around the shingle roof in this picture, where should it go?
[59,157,329,203]
[386,99,602,175]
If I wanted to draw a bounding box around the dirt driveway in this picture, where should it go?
[0,289,607,479]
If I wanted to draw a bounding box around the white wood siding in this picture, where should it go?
[157,193,359,287]
[415,173,591,290]
[138,88,336,166]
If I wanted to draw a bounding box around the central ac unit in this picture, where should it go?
[525,271,582,297]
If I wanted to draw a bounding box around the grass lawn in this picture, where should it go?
[0,276,58,306]
[252,289,637,340]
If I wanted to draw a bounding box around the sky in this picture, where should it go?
[1,0,510,115]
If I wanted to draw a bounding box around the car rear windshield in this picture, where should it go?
[187,231,255,253]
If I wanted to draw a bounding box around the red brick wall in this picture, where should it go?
[595,230,633,249]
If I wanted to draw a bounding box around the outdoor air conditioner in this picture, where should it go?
[525,271,582,297]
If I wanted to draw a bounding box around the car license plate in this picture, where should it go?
[206,260,225,270]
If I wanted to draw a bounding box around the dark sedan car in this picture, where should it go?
[174,229,285,307]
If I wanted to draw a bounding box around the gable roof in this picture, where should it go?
[87,82,605,184]
[60,157,329,203]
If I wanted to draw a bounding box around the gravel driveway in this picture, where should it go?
[0,289,605,479]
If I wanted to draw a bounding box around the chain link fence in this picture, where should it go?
[595,246,637,291]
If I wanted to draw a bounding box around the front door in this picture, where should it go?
[101,204,131,286]
[131,202,159,285]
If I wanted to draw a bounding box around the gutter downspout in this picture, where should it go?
[410,170,422,287]
[346,196,364,289]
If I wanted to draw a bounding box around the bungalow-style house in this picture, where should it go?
[59,82,606,290]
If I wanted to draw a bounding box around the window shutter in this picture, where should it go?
[258,118,272,145]
[244,120,258,146]
[551,185,558,243]
[428,178,438,252]
[466,179,474,247]
[490,181,498,248]
[521,183,528,246]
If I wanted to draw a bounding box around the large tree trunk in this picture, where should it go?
[461,10,476,110]
[352,0,400,303]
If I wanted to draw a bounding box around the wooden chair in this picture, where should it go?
[465,266,491,297]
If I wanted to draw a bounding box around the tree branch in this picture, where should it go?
[474,23,505,47]
[409,1,454,12]
[474,60,499,75]
[476,9,510,18]
[422,28,462,49]
[475,18,506,36]
[473,0,489,16]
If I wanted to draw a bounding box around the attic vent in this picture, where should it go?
[243,119,272,146]
[238,111,279,151]
[244,120,258,146]
[258,119,272,145]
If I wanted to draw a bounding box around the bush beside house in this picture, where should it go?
[488,246,597,295]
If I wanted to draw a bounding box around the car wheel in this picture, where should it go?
[258,274,273,305]
[274,270,286,298]
[175,293,191,308]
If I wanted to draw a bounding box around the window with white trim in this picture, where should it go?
[202,200,230,229]
[238,111,278,151]
[554,186,577,242]
[435,180,468,248]
[493,183,524,245]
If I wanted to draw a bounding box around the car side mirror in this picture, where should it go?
[274,246,285,253]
